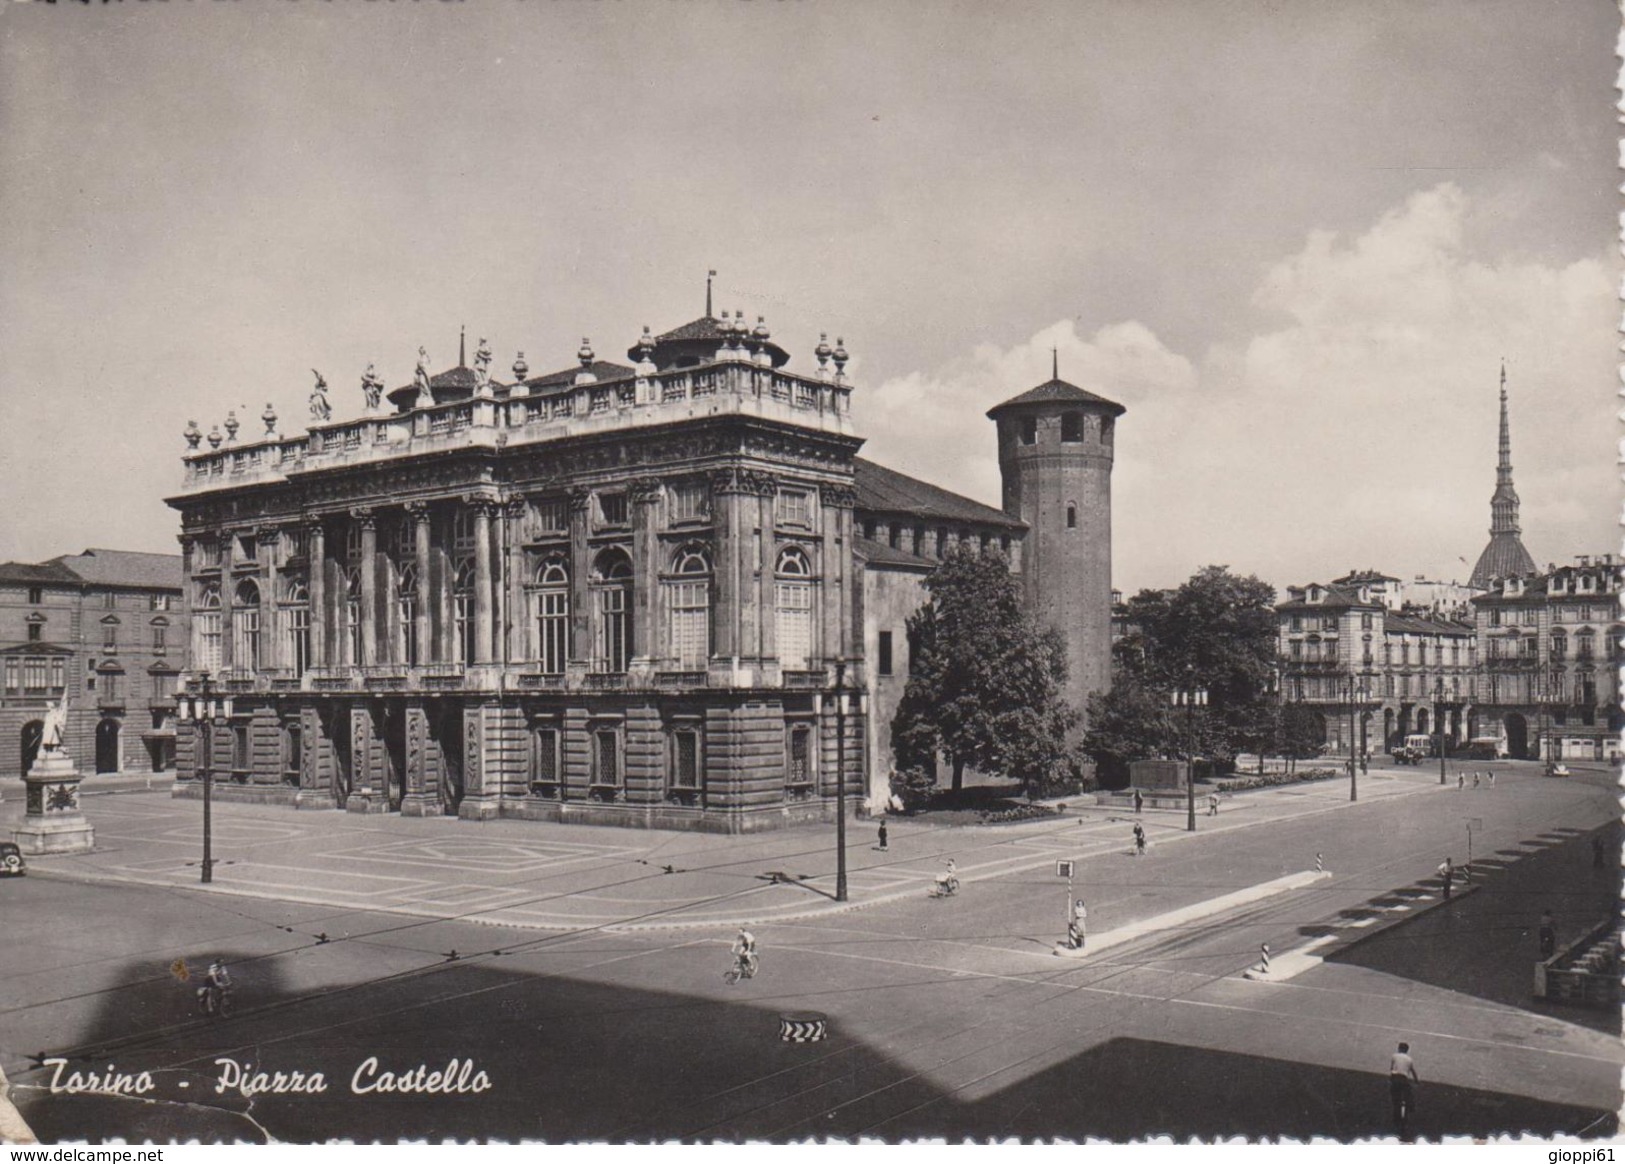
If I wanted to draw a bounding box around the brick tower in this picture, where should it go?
[988,361,1124,727]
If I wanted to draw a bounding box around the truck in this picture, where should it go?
[1391,734,1436,765]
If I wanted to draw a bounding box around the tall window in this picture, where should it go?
[532,559,570,673]
[1066,504,1077,529]
[24,657,47,690]
[50,657,63,691]
[878,630,893,676]
[345,568,364,665]
[103,620,119,652]
[666,547,711,668]
[531,725,560,797]
[776,489,812,528]
[27,586,42,605]
[592,727,621,789]
[534,498,568,534]
[27,623,41,643]
[1061,411,1083,442]
[669,480,710,523]
[1020,417,1037,445]
[152,622,167,652]
[776,547,814,670]
[397,564,419,666]
[592,549,633,673]
[283,580,311,675]
[283,722,303,786]
[1576,629,1595,661]
[3,658,16,692]
[598,492,629,527]
[1550,631,1567,661]
[197,583,223,672]
[786,723,814,788]
[669,724,702,800]
[453,558,476,665]
[234,580,261,671]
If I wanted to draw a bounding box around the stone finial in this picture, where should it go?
[753,315,770,341]
[224,409,241,444]
[575,337,598,386]
[512,351,529,382]
[207,425,223,449]
[635,327,656,378]
[734,311,747,352]
[184,419,202,449]
[261,402,278,438]
[832,337,849,379]
[753,315,773,365]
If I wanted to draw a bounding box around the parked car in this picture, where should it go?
[0,842,25,876]
[1543,762,1571,778]
[1391,745,1424,766]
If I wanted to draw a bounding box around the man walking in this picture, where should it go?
[1488,771,1495,788]
[1389,1042,1419,1138]
[1207,792,1220,817]
[1437,857,1453,901]
[1067,898,1088,950]
[877,819,889,852]
[1133,789,1143,815]
[1456,772,1465,791]
[1132,822,1147,857]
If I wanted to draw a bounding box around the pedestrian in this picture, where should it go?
[1389,1042,1419,1137]
[1133,789,1143,815]
[1472,771,1481,789]
[1132,822,1147,857]
[877,819,889,852]
[1437,857,1453,901]
[1456,773,1464,791]
[1488,771,1495,788]
[1068,898,1088,950]
[1207,792,1219,817]
[1538,910,1556,960]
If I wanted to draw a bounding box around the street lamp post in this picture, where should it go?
[1170,677,1207,833]
[1434,677,1447,785]
[834,659,848,903]
[176,672,228,884]
[1345,673,1367,803]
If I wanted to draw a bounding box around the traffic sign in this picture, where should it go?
[1056,860,1074,879]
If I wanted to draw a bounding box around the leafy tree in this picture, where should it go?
[891,545,1077,797]
[1279,705,1327,772]
[1090,565,1278,769]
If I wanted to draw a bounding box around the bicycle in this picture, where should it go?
[723,951,759,985]
[928,873,960,899]
[197,982,233,1019]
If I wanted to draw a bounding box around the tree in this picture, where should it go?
[1089,565,1278,769]
[891,545,1077,797]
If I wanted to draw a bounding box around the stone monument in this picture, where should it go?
[13,694,95,854]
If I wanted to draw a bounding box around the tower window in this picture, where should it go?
[1061,412,1083,443]
[878,631,893,676]
[1020,417,1037,446]
[1066,504,1077,529]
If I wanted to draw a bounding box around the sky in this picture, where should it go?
[0,0,1616,596]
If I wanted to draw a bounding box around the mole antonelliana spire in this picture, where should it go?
[1468,361,1537,589]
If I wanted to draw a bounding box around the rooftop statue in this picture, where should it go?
[414,347,433,405]
[361,363,384,411]
[309,370,332,421]
[473,337,493,387]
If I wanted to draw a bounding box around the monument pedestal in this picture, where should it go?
[12,751,95,855]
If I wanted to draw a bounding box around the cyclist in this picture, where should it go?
[934,858,959,896]
[198,958,232,1015]
[730,928,759,979]
[1132,822,1147,857]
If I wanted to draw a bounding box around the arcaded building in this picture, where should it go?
[168,306,1122,830]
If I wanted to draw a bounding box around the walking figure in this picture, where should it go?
[1472,771,1481,789]
[1437,857,1453,901]
[1067,898,1088,950]
[877,819,889,852]
[1389,1042,1420,1138]
[1456,773,1464,791]
[1207,792,1220,817]
[1133,789,1144,815]
[1538,910,1556,960]
[1488,771,1495,788]
[1132,822,1147,857]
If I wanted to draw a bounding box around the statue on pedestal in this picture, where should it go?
[41,692,69,753]
[414,348,433,406]
[473,338,493,389]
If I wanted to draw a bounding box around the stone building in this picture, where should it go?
[0,550,185,781]
[167,308,1122,831]
[1470,554,1622,761]
[1275,578,1476,759]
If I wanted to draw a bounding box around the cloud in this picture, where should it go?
[859,183,1615,595]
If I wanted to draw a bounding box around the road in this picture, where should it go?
[2,759,1618,1142]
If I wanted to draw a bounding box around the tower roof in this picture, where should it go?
[986,377,1125,419]
[1468,363,1535,588]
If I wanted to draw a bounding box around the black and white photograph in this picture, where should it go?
[0,0,1619,1149]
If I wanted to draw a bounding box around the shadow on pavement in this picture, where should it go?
[1327,825,1621,1036]
[13,943,1618,1143]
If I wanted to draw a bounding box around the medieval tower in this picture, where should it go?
[988,362,1125,727]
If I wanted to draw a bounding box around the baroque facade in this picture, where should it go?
[168,308,1121,831]
[0,550,185,781]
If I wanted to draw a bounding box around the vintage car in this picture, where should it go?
[0,841,25,876]
[1543,762,1572,778]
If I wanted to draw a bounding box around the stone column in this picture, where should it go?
[261,527,281,671]
[567,488,593,668]
[709,470,743,662]
[471,497,496,665]
[306,518,327,667]
[504,499,528,663]
[408,502,431,665]
[179,535,197,668]
[631,478,663,666]
[354,508,377,667]
[219,529,236,671]
[752,478,777,665]
[820,484,857,667]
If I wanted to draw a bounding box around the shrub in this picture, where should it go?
[1213,767,1340,793]
[890,767,937,814]
[977,803,1060,825]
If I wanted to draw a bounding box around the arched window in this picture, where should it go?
[666,546,711,669]
[233,579,261,671]
[397,563,419,666]
[196,582,223,673]
[283,579,311,675]
[532,558,570,674]
[453,558,476,666]
[775,547,814,670]
[345,568,363,665]
[592,549,633,673]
